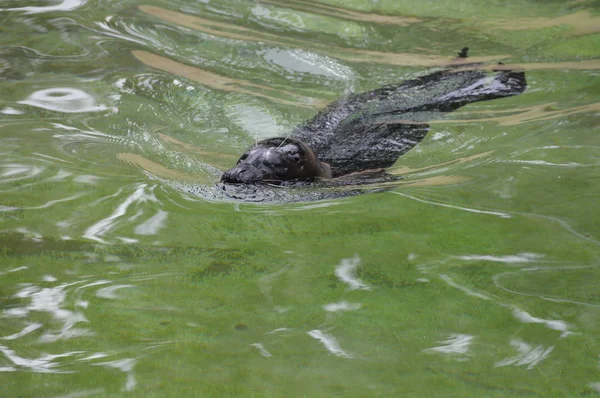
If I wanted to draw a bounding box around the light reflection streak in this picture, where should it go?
[391,192,512,218]
[84,184,160,243]
[499,160,592,167]
[0,345,82,373]
[289,201,343,210]
[307,330,352,358]
[90,187,124,207]
[93,21,149,47]
[51,123,120,142]
[457,253,544,264]
[323,301,362,312]
[250,343,272,357]
[260,0,420,26]
[495,339,554,369]
[96,285,134,299]
[424,334,474,357]
[3,0,86,14]
[134,210,168,235]
[334,255,371,291]
[1,323,42,340]
[0,164,44,183]
[26,193,86,210]
[46,170,73,181]
[439,274,492,301]
[512,308,572,337]
[265,328,291,335]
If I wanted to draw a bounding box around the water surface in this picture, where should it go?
[1,0,599,396]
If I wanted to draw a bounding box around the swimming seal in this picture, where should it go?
[221,51,526,186]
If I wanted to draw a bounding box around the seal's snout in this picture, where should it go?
[220,164,263,184]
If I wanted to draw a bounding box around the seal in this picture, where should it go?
[220,50,527,186]
[221,137,331,184]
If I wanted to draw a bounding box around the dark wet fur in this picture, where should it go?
[220,137,330,184]
[220,58,527,195]
[291,67,526,177]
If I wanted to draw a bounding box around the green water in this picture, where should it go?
[1,0,599,396]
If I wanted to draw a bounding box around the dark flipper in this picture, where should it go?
[291,68,526,176]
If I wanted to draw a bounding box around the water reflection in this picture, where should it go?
[132,50,323,107]
[260,0,421,26]
[443,100,600,126]
[323,301,362,313]
[2,0,86,15]
[83,183,162,244]
[393,192,512,218]
[334,255,371,291]
[0,265,138,391]
[250,343,272,358]
[495,339,554,370]
[307,330,352,358]
[18,88,108,113]
[263,48,354,81]
[138,5,508,67]
[489,11,600,36]
[424,334,474,357]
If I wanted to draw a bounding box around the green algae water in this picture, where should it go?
[1,0,599,396]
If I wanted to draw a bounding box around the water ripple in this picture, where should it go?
[392,192,513,218]
[18,88,108,114]
[83,183,161,244]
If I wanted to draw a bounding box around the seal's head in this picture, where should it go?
[221,137,331,184]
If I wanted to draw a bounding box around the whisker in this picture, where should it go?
[277,133,292,149]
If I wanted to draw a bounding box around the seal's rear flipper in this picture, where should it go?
[371,68,527,115]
